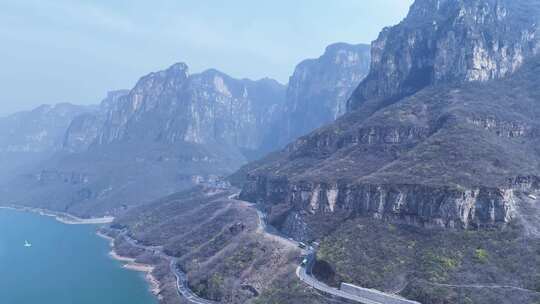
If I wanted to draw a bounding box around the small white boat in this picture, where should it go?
[24,240,32,247]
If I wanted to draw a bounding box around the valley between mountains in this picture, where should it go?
[4,1,540,303]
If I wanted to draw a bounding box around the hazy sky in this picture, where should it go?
[0,0,413,116]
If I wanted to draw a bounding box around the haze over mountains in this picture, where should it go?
[0,42,370,216]
[4,0,540,303]
[0,103,94,182]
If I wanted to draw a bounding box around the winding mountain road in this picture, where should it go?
[118,231,217,304]
[233,198,381,303]
[122,191,419,304]
[120,190,537,304]
[296,260,380,304]
[230,194,420,304]
[170,259,217,304]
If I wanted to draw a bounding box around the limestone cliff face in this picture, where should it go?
[65,43,369,157]
[63,90,128,152]
[348,0,540,111]
[240,51,540,235]
[241,176,526,238]
[45,45,370,215]
[96,63,285,153]
[274,43,370,147]
[239,0,540,235]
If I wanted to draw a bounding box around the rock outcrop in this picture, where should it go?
[96,63,286,154]
[240,0,540,234]
[242,176,529,239]
[63,90,128,152]
[1,40,378,216]
[241,58,540,232]
[272,43,370,147]
[348,0,540,112]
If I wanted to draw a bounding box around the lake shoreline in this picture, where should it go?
[0,205,114,225]
[0,207,157,304]
[0,205,161,300]
[96,231,162,297]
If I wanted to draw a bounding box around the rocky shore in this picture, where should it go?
[96,231,162,297]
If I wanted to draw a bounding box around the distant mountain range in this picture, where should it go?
[0,42,370,216]
[0,103,94,153]
[6,1,540,303]
[0,103,94,183]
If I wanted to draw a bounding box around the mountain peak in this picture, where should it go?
[347,0,540,112]
[166,62,189,73]
[266,42,371,149]
[324,42,369,54]
[198,68,230,79]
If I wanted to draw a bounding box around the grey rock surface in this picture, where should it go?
[348,0,540,112]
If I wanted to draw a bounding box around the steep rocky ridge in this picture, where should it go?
[0,63,286,216]
[96,63,285,155]
[241,55,540,238]
[237,3,540,302]
[270,43,371,148]
[63,90,129,152]
[1,42,375,216]
[348,0,540,113]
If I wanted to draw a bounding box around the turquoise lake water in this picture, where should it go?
[0,209,157,304]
